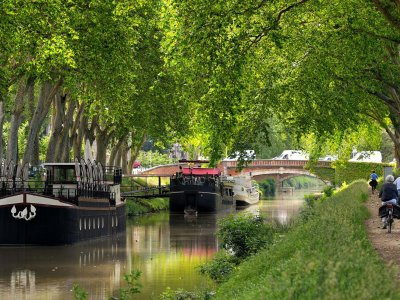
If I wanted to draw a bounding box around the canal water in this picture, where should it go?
[0,190,317,299]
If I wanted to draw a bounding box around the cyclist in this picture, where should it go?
[379,175,398,229]
[369,170,378,194]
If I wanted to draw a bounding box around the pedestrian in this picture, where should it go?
[379,175,398,229]
[369,170,378,194]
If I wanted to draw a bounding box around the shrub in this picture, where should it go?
[198,250,238,283]
[217,213,274,260]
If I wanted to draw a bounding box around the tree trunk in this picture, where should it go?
[121,139,130,175]
[55,97,76,162]
[115,147,123,168]
[71,102,85,160]
[22,79,62,166]
[95,127,112,165]
[128,131,146,174]
[0,101,6,162]
[7,78,28,163]
[109,137,125,166]
[26,79,40,165]
[46,92,66,162]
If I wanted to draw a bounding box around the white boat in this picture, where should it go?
[221,175,260,206]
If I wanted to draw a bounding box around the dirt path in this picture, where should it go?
[365,190,400,277]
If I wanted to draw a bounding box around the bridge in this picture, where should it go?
[137,159,333,187]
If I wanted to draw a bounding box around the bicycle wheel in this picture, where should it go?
[388,212,393,233]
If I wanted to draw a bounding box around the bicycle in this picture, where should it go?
[379,203,397,233]
[386,203,394,233]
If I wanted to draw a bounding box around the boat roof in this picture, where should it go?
[182,167,220,176]
[42,163,76,166]
[179,159,210,164]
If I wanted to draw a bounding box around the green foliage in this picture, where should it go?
[73,271,142,300]
[258,178,276,197]
[217,213,274,260]
[125,198,169,217]
[136,150,174,168]
[284,176,325,189]
[335,161,391,185]
[310,167,336,185]
[73,284,88,300]
[214,181,400,299]
[110,270,142,300]
[159,287,200,300]
[198,250,238,283]
[323,185,335,197]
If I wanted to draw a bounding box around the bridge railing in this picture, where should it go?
[222,159,331,168]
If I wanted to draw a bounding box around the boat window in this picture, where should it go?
[52,167,76,183]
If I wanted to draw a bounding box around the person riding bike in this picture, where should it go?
[370,170,379,194]
[379,175,398,229]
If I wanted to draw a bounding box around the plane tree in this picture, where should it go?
[161,0,400,165]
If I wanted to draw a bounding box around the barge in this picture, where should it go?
[169,160,235,214]
[0,158,125,245]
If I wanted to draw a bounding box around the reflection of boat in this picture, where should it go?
[221,175,260,206]
[0,235,126,299]
[169,160,234,213]
[0,158,125,245]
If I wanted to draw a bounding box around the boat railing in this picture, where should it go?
[0,179,116,205]
[104,166,122,185]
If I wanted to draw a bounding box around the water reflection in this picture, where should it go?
[241,189,319,224]
[0,236,127,300]
[0,191,314,299]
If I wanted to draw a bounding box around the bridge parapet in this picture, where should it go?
[222,159,331,168]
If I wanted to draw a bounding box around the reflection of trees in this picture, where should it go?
[125,213,219,298]
[0,237,127,299]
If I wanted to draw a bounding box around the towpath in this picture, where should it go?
[365,191,400,278]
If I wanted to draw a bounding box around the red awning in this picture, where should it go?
[182,167,220,176]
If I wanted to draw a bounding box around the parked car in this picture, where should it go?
[349,151,382,163]
[273,150,309,160]
[319,155,338,161]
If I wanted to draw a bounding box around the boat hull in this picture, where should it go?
[235,194,260,206]
[0,193,125,245]
[169,190,234,213]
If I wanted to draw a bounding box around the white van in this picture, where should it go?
[273,150,309,160]
[349,151,382,163]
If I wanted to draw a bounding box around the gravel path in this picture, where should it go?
[365,190,400,278]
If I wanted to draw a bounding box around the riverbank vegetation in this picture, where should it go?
[209,180,400,299]
[258,176,325,198]
[125,197,169,217]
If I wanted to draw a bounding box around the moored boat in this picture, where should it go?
[221,175,260,206]
[0,158,125,245]
[169,160,235,213]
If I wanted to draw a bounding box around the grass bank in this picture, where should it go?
[125,197,169,217]
[214,180,400,299]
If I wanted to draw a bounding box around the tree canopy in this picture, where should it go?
[0,0,399,170]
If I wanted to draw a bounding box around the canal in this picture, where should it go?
[0,189,317,299]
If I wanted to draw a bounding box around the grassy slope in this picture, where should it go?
[214,180,400,299]
[125,197,169,217]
